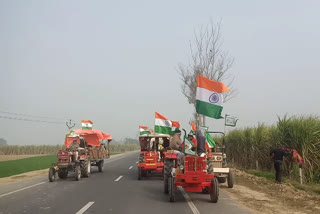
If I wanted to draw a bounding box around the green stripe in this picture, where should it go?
[82,127,92,130]
[196,100,223,119]
[205,131,216,148]
[154,125,172,135]
[140,131,151,135]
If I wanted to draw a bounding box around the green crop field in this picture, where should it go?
[0,155,57,178]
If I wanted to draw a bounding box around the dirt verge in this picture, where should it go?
[223,168,320,214]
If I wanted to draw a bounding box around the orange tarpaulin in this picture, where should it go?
[65,129,112,148]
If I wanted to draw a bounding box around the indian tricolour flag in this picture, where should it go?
[139,126,151,135]
[196,75,230,119]
[154,112,173,135]
[81,120,93,130]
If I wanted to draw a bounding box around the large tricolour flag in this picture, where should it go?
[196,75,230,119]
[139,126,151,135]
[81,120,93,130]
[154,112,176,135]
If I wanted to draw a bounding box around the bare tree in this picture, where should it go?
[178,21,236,126]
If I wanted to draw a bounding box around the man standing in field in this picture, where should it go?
[270,148,292,184]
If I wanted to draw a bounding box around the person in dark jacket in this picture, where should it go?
[196,129,206,156]
[270,148,292,183]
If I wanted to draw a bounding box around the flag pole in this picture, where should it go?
[224,114,227,135]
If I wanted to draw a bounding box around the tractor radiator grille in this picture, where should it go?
[212,161,222,168]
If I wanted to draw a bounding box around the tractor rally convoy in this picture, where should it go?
[49,75,235,203]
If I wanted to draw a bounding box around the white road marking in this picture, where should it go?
[135,161,138,164]
[114,175,123,182]
[76,201,95,214]
[129,166,133,170]
[179,187,200,214]
[0,181,46,198]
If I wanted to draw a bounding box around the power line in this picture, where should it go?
[0,110,67,121]
[0,115,65,124]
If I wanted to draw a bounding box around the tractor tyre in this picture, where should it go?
[75,165,81,181]
[49,167,55,182]
[164,159,173,193]
[217,177,226,183]
[58,168,68,179]
[81,159,91,178]
[210,177,219,203]
[207,160,213,174]
[168,176,176,202]
[98,160,104,172]
[138,167,142,180]
[227,169,234,188]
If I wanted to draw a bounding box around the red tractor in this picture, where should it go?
[163,129,219,202]
[49,129,112,182]
[137,134,171,180]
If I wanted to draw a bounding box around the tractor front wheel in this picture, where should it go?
[164,159,173,193]
[49,167,55,182]
[168,176,176,202]
[227,169,234,188]
[81,159,91,178]
[210,177,219,203]
[75,165,81,181]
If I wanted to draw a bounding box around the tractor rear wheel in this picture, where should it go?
[58,168,68,179]
[49,167,55,182]
[98,160,104,172]
[227,169,234,188]
[210,177,219,203]
[164,159,173,193]
[75,165,81,181]
[168,176,176,202]
[81,159,91,178]
[217,177,226,183]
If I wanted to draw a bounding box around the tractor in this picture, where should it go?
[206,131,233,188]
[137,134,171,180]
[49,129,112,182]
[163,129,219,203]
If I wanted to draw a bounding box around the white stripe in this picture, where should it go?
[114,175,123,181]
[196,87,223,106]
[155,118,172,127]
[179,187,200,214]
[76,201,95,214]
[136,161,138,164]
[0,181,46,198]
[81,123,93,128]
[129,166,133,170]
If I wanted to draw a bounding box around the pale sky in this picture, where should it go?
[0,0,319,145]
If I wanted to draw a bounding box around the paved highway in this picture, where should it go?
[0,151,251,214]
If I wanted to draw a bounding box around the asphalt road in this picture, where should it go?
[0,151,252,214]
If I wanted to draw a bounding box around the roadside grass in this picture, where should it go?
[291,181,320,195]
[0,155,56,178]
[244,169,277,181]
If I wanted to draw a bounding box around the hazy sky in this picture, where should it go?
[1,0,319,145]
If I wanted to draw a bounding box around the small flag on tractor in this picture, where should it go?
[190,122,196,135]
[196,75,230,119]
[154,112,180,136]
[139,126,151,136]
[81,120,93,130]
